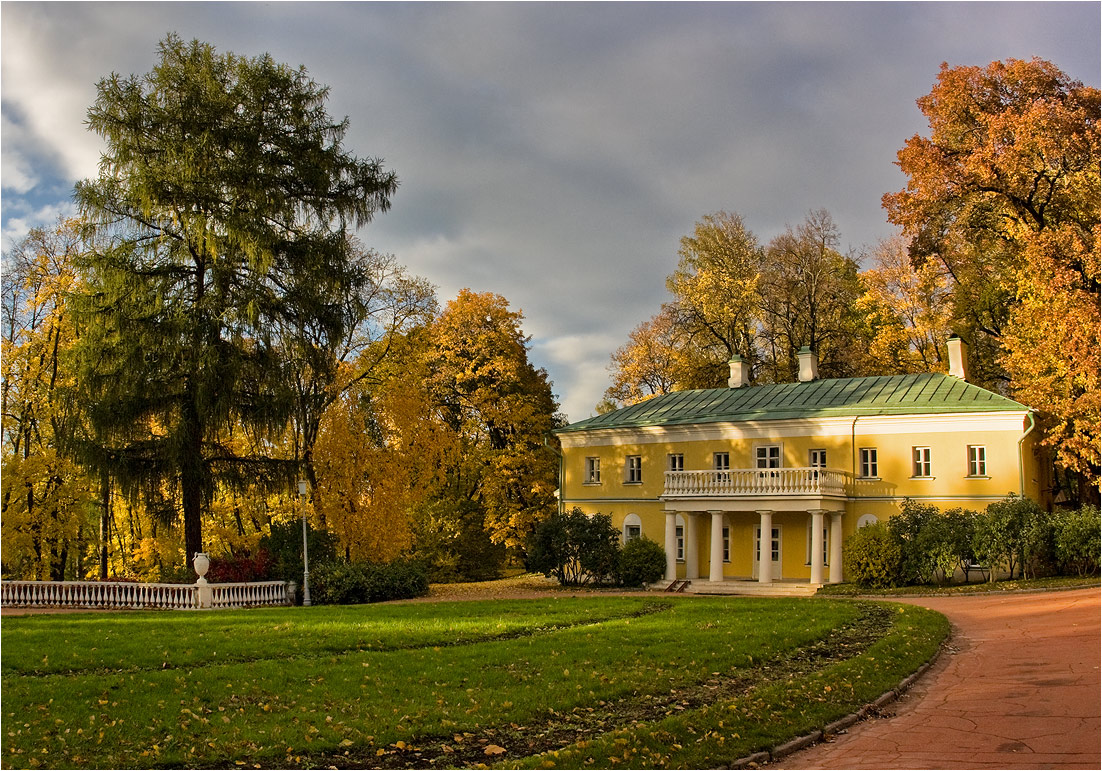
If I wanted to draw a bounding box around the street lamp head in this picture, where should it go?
[297,479,309,498]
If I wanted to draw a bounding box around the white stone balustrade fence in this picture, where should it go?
[663,467,849,498]
[1,579,293,611]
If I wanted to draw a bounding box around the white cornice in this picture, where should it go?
[556,411,1030,448]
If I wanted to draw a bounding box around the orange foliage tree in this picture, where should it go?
[884,57,1100,495]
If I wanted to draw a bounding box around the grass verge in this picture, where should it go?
[817,574,1100,597]
[1,596,945,769]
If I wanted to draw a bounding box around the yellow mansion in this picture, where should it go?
[555,341,1047,588]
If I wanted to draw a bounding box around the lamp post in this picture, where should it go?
[298,479,311,607]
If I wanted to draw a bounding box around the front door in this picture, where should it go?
[752,525,782,579]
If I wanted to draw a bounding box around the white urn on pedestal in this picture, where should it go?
[193,552,212,609]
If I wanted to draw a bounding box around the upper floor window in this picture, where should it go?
[859,448,878,479]
[713,452,730,470]
[585,457,601,484]
[968,445,987,477]
[809,449,827,469]
[668,453,684,472]
[625,455,642,484]
[913,446,932,478]
[755,445,781,469]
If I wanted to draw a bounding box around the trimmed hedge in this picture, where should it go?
[310,559,430,604]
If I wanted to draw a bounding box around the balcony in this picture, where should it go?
[663,468,848,500]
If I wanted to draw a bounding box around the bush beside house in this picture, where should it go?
[844,496,1100,589]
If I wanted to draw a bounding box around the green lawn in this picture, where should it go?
[1,596,947,769]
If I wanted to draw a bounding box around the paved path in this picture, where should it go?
[775,588,1100,769]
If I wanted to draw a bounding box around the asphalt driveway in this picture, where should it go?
[775,587,1100,769]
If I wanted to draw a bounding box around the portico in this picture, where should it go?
[661,468,847,586]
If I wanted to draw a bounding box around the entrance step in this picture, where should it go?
[684,580,822,598]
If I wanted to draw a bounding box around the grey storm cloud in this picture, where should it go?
[2,1,1098,421]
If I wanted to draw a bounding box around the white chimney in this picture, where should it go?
[948,336,969,380]
[728,354,750,388]
[798,346,819,383]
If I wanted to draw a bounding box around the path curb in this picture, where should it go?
[728,646,943,768]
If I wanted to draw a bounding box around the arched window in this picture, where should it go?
[623,513,643,543]
[856,514,879,529]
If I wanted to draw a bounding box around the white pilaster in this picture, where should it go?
[664,512,678,581]
[757,510,773,584]
[810,509,825,585]
[685,513,700,579]
[709,511,725,583]
[829,512,844,584]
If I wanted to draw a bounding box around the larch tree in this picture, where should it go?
[884,57,1100,494]
[70,35,398,564]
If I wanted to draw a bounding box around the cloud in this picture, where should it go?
[1,1,1098,422]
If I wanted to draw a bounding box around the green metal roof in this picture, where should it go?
[558,373,1029,434]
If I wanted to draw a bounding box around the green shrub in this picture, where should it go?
[618,537,667,587]
[311,559,429,605]
[973,495,1042,580]
[526,508,621,586]
[843,522,903,589]
[1055,505,1101,577]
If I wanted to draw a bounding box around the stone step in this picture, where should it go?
[663,580,822,597]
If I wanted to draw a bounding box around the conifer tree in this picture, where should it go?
[70,35,397,564]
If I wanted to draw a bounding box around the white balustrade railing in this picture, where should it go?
[1,579,292,611]
[663,467,848,498]
[210,581,295,609]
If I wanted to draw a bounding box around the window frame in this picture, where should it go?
[625,455,643,484]
[859,447,879,479]
[668,453,685,472]
[675,524,684,562]
[755,444,782,469]
[584,456,601,484]
[809,449,827,469]
[912,446,932,478]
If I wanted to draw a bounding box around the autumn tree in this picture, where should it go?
[422,290,561,564]
[856,235,953,374]
[757,209,865,382]
[884,57,1100,493]
[1,220,96,580]
[666,211,763,383]
[279,240,435,516]
[69,35,398,563]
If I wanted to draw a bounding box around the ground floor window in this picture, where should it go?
[722,526,730,563]
[676,524,684,561]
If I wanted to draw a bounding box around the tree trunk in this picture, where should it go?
[99,469,110,580]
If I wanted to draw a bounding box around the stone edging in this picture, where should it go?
[728,641,945,769]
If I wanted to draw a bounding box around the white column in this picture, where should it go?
[685,513,700,579]
[810,509,825,585]
[757,510,773,584]
[664,512,678,581]
[709,511,725,583]
[829,512,844,584]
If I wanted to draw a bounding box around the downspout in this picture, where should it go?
[545,434,564,515]
[1018,411,1036,499]
[850,415,861,491]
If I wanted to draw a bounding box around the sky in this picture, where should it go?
[2,1,1099,422]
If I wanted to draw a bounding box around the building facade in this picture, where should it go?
[555,346,1048,586]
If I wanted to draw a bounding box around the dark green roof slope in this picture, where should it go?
[558,373,1029,434]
